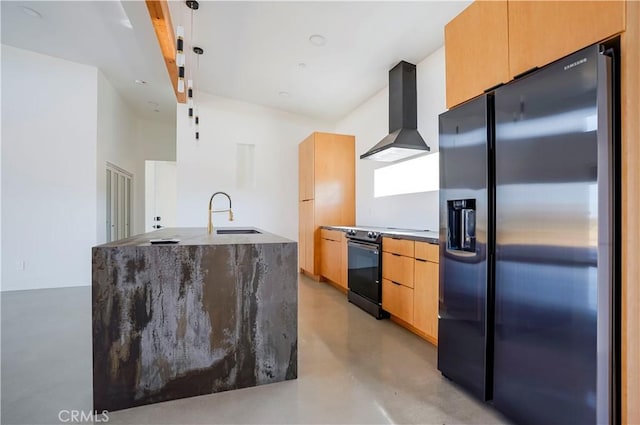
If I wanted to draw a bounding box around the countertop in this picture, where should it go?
[94,227,295,248]
[321,225,439,245]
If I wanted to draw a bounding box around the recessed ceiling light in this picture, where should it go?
[135,79,147,85]
[21,6,42,18]
[279,91,290,98]
[308,34,326,47]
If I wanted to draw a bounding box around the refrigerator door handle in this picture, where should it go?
[595,50,614,425]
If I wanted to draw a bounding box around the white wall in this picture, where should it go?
[176,93,330,241]
[96,73,176,244]
[96,72,139,243]
[1,46,176,291]
[136,118,176,161]
[1,45,98,291]
[1,42,3,287]
[0,43,4,291]
[334,47,446,231]
[175,49,446,239]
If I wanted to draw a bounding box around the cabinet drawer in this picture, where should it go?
[415,242,439,263]
[382,279,414,324]
[320,228,342,242]
[382,237,414,257]
[382,252,414,288]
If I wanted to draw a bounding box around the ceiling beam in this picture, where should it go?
[145,0,186,104]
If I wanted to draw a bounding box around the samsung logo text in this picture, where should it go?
[564,58,588,71]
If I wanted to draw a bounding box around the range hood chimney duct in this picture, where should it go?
[360,61,430,162]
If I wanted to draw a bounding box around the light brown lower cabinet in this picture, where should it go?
[382,237,439,345]
[340,232,348,287]
[319,228,348,291]
[414,259,439,341]
[299,200,316,275]
[382,279,414,323]
[320,238,341,285]
[382,252,414,288]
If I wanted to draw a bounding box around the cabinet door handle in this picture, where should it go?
[391,280,402,286]
[415,258,427,263]
[392,253,401,257]
[514,66,539,79]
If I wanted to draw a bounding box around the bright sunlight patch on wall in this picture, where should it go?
[374,153,439,198]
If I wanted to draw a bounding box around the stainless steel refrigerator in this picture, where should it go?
[438,44,618,424]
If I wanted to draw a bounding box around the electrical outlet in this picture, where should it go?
[17,261,26,271]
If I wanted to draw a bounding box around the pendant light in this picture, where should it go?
[176,1,199,99]
[176,26,185,67]
[176,0,202,140]
[193,46,203,140]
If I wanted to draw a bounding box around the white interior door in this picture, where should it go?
[106,164,133,242]
[145,160,177,232]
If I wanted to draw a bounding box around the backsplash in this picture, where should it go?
[357,190,439,232]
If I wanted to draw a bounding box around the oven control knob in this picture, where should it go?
[372,232,378,239]
[367,232,373,238]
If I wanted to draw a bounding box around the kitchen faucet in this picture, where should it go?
[208,192,234,234]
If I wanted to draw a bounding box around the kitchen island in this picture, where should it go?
[92,228,297,411]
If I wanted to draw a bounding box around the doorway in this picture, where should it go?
[106,163,132,242]
[145,160,177,232]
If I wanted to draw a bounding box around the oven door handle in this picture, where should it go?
[348,240,379,254]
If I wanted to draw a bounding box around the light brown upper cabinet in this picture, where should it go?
[444,0,509,108]
[508,1,626,79]
[444,0,626,108]
[298,132,355,278]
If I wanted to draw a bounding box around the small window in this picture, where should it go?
[374,153,439,198]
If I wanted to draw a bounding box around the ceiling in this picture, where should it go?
[1,1,177,122]
[2,1,470,123]
[170,1,470,121]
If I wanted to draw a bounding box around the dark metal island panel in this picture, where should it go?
[92,227,298,412]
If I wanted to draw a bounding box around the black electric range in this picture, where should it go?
[345,228,386,319]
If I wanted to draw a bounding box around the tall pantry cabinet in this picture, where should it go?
[298,132,355,278]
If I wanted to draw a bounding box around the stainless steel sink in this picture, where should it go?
[215,229,261,235]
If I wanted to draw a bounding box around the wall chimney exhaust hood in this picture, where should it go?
[360,61,430,162]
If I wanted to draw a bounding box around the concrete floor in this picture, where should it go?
[1,275,510,425]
